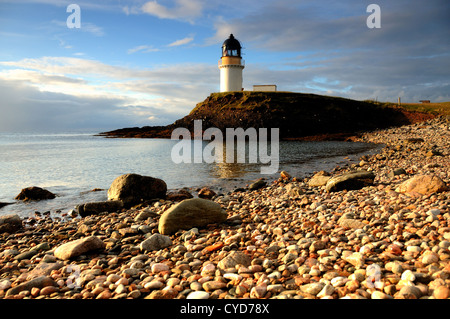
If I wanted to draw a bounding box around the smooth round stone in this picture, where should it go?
[128,290,141,298]
[187,291,210,299]
[398,285,422,299]
[151,263,169,273]
[96,290,112,299]
[391,262,403,274]
[223,273,242,282]
[433,285,450,299]
[144,281,165,290]
[115,284,127,294]
[422,252,439,265]
[406,246,421,253]
[203,281,226,292]
[300,282,324,295]
[371,291,392,299]
[330,276,348,287]
[401,270,415,282]
[40,286,59,296]
[167,278,180,288]
[106,274,122,284]
[190,281,203,291]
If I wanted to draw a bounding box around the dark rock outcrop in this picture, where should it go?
[0,202,13,209]
[76,200,124,217]
[325,170,376,192]
[15,186,56,201]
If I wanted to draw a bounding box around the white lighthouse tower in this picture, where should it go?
[219,34,244,92]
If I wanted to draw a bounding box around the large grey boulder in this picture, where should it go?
[158,198,228,235]
[0,214,22,233]
[325,170,375,192]
[107,173,167,207]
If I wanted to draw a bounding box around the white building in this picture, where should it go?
[218,34,244,92]
[253,85,277,92]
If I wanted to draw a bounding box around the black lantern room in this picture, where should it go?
[222,34,242,58]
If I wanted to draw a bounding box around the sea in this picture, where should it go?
[0,132,383,218]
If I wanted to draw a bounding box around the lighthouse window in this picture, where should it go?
[223,47,240,57]
[224,49,238,56]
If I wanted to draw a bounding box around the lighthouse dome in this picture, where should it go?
[222,34,242,57]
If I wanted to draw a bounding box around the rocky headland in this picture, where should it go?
[97,91,437,140]
[1,114,449,300]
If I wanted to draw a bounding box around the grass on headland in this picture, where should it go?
[368,100,450,116]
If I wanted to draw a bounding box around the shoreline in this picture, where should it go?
[0,139,382,219]
[0,115,449,300]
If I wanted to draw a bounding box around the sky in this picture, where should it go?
[0,0,449,132]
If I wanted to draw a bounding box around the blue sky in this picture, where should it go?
[0,0,449,132]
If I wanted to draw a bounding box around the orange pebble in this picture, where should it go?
[387,244,402,255]
[204,242,224,252]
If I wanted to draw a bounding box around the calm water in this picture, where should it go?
[0,132,382,218]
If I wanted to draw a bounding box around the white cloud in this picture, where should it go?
[141,0,204,23]
[127,45,160,54]
[50,19,105,36]
[0,56,219,132]
[82,22,105,37]
[168,36,194,47]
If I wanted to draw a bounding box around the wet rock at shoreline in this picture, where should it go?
[107,173,167,207]
[198,187,216,199]
[76,200,124,217]
[0,202,13,209]
[166,189,193,201]
[15,186,56,201]
[158,198,228,235]
[308,171,331,187]
[249,179,267,191]
[325,170,375,192]
[0,214,22,233]
[280,171,291,181]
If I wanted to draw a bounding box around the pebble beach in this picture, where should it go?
[1,115,449,300]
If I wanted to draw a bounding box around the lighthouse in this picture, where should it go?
[219,34,244,92]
